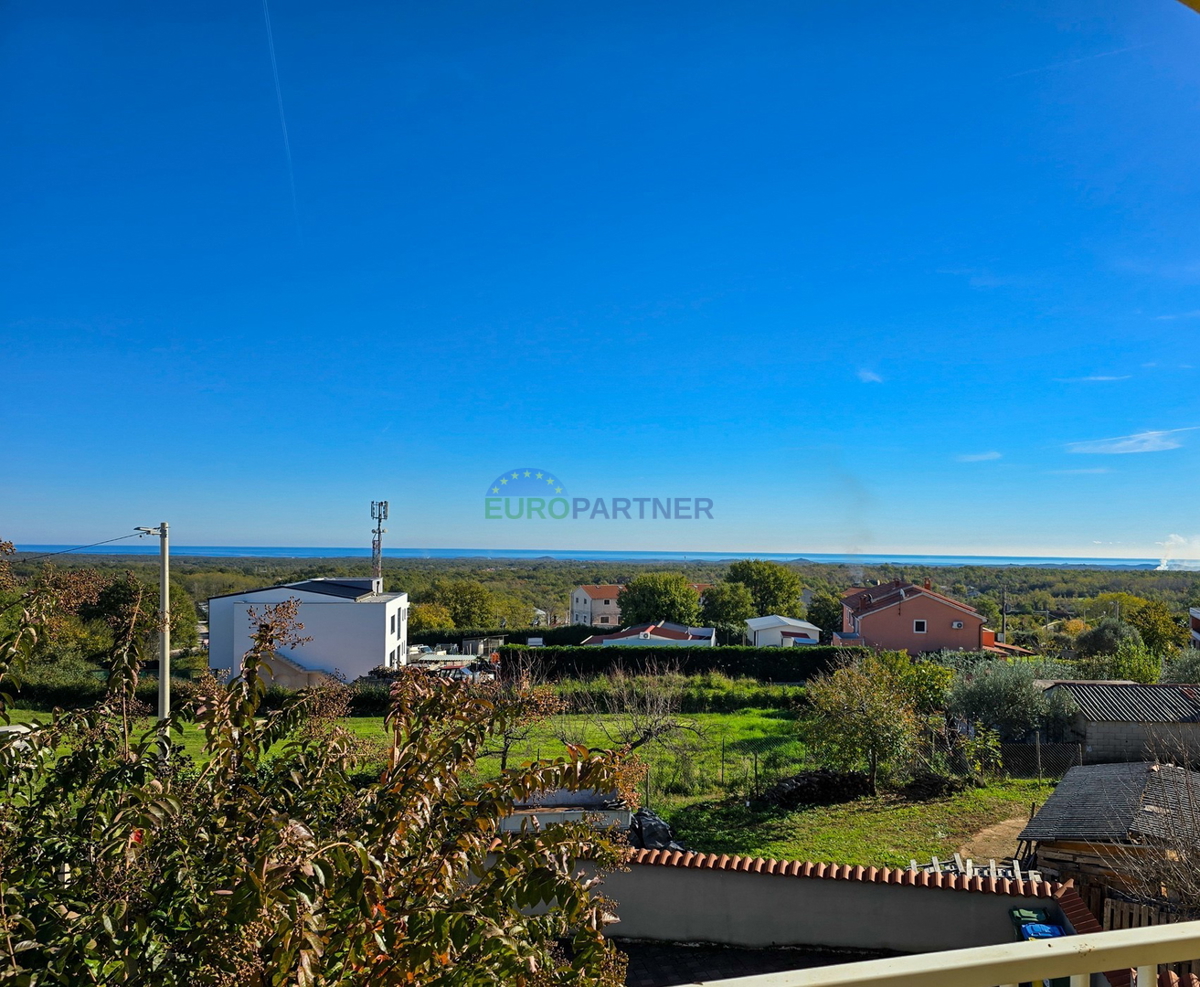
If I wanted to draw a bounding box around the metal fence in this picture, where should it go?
[999,741,1083,781]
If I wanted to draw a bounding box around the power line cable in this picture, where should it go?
[1,532,148,620]
[13,532,145,564]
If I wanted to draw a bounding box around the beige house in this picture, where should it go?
[570,584,623,626]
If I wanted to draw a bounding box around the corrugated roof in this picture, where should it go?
[1019,762,1200,844]
[1048,682,1200,724]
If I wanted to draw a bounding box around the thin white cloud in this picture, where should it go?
[1066,427,1198,455]
[1002,42,1152,80]
[1053,375,1131,383]
[1155,311,1200,321]
[857,369,884,384]
[956,451,1002,462]
[1047,468,1111,475]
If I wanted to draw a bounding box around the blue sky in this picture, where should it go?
[3,0,1199,559]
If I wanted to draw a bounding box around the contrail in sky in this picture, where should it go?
[261,0,301,237]
[1002,43,1152,80]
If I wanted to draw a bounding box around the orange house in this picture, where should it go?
[833,579,1023,656]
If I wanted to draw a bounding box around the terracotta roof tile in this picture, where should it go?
[627,849,1060,899]
[578,585,623,600]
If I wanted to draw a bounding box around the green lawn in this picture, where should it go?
[662,779,1053,867]
[5,704,1050,869]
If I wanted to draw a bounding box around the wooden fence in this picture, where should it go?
[1104,897,1200,978]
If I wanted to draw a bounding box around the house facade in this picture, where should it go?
[208,577,408,683]
[570,584,623,626]
[745,614,822,647]
[1190,607,1200,651]
[833,579,1007,655]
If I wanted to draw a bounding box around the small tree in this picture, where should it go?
[700,582,756,643]
[1076,617,1143,657]
[1077,640,1163,684]
[428,578,498,627]
[1128,600,1190,656]
[1164,649,1200,684]
[725,560,804,617]
[617,572,701,626]
[478,652,566,770]
[804,591,844,642]
[409,601,455,633]
[804,653,922,794]
[948,660,1077,740]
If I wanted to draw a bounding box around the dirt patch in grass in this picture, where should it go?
[959,815,1030,863]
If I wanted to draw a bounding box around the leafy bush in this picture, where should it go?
[0,589,633,985]
[1164,649,1200,684]
[948,661,1078,741]
[1074,641,1163,684]
[1075,617,1144,657]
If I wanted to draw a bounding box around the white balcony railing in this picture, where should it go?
[706,920,1200,987]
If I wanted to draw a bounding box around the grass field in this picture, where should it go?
[662,779,1054,867]
[4,705,1050,868]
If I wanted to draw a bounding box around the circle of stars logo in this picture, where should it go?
[485,468,566,497]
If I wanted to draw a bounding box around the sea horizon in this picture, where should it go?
[13,544,1195,570]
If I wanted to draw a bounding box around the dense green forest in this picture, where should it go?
[12,553,1200,632]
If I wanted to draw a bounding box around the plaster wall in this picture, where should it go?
[600,865,1061,952]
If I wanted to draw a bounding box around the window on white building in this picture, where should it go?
[391,613,396,635]
[914,620,927,633]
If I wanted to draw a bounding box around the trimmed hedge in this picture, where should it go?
[502,645,865,683]
[13,676,202,713]
[408,625,599,648]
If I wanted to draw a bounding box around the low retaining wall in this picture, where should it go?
[602,852,1071,953]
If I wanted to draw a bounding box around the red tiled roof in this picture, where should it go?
[843,581,981,620]
[578,584,623,599]
[627,848,1058,897]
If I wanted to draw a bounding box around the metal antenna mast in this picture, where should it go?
[371,501,388,581]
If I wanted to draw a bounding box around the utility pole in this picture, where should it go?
[371,501,388,584]
[135,522,170,718]
[1000,587,1008,643]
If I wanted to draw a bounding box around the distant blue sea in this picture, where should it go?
[13,544,1185,569]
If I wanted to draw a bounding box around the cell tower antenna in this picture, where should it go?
[371,500,389,581]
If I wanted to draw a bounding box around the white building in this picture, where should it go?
[208,577,408,684]
[570,584,623,626]
[744,614,822,647]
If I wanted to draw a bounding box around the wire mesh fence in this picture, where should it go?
[999,741,1083,780]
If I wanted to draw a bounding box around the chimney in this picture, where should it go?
[924,578,932,590]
